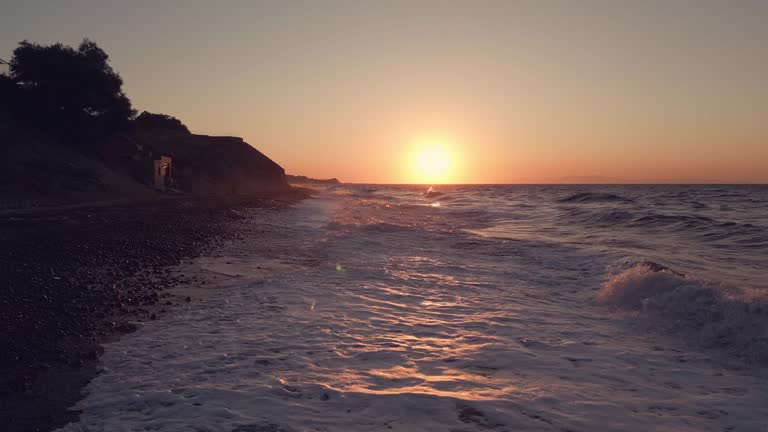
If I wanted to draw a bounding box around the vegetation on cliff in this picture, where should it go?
[134,111,190,135]
[2,39,134,146]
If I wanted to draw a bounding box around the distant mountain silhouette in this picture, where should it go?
[556,176,627,184]
[286,174,341,185]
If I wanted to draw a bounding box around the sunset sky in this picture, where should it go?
[2,1,767,183]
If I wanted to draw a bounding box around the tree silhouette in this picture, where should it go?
[10,39,135,144]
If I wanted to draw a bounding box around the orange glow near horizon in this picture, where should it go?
[11,3,766,184]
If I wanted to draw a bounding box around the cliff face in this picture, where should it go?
[127,131,288,194]
[0,135,157,209]
[0,129,288,209]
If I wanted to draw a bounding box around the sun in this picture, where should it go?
[410,136,456,183]
[415,147,450,179]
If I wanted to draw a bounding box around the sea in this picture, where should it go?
[59,184,768,432]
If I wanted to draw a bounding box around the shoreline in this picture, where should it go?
[59,186,768,432]
[0,188,310,432]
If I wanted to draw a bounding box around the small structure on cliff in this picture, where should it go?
[153,156,173,191]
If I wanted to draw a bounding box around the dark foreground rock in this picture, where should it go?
[0,189,308,432]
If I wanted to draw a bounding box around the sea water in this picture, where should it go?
[59,185,768,431]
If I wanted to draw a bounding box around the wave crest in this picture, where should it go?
[596,262,768,364]
[595,262,688,309]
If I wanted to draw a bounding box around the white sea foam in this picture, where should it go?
[58,187,768,431]
[597,262,768,364]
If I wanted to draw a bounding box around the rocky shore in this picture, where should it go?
[0,189,308,432]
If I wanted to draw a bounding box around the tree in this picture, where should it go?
[10,39,135,144]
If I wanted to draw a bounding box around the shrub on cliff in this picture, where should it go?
[135,111,190,134]
[9,39,135,145]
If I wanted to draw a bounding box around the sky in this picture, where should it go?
[2,0,767,183]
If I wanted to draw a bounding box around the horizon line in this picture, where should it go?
[334,182,768,186]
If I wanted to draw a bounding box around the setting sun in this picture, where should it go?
[409,137,457,184]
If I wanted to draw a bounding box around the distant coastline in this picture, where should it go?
[286,174,341,185]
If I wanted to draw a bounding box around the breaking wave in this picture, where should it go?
[596,262,768,364]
